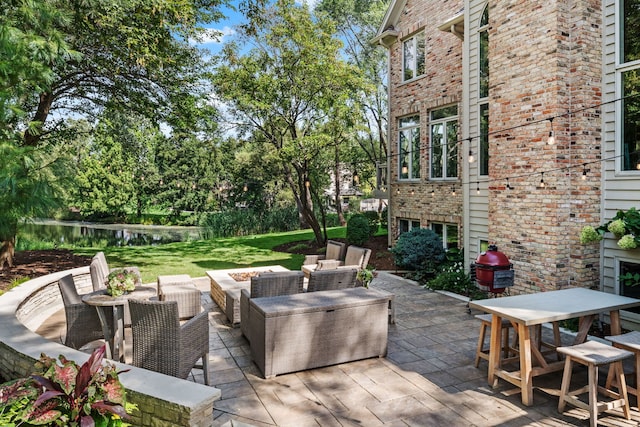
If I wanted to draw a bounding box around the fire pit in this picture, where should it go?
[206,266,290,323]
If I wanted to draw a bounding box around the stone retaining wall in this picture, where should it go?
[0,267,220,427]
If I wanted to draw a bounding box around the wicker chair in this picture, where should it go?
[302,245,371,277]
[302,240,347,266]
[90,251,141,291]
[128,300,210,385]
[240,271,305,342]
[307,268,359,292]
[58,274,112,350]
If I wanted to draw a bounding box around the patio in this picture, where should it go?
[37,271,640,426]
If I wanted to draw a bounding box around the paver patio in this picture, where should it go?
[37,271,640,426]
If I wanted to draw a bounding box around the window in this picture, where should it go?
[431,223,459,250]
[478,6,490,176]
[619,1,640,171]
[430,106,459,179]
[479,240,489,253]
[398,115,420,180]
[398,219,420,235]
[403,32,425,82]
[479,7,489,99]
[479,103,489,175]
[619,260,640,313]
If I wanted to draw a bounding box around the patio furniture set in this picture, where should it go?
[471,288,640,427]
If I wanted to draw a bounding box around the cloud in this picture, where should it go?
[190,26,236,45]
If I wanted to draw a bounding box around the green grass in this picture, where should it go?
[72,228,347,284]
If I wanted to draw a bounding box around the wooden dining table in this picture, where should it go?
[469,287,640,406]
[82,286,156,362]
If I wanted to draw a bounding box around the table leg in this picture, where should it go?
[518,323,534,406]
[111,305,125,362]
[94,306,115,360]
[488,314,502,387]
[609,310,622,335]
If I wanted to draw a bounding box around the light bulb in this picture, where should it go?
[468,150,475,163]
[547,131,555,145]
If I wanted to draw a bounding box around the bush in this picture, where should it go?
[346,214,370,246]
[200,206,299,238]
[390,228,446,272]
[427,261,472,294]
[380,207,388,228]
[361,211,380,235]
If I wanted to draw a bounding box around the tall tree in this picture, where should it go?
[212,0,366,244]
[1,0,255,266]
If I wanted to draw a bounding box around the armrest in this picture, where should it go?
[240,289,251,340]
[303,255,326,265]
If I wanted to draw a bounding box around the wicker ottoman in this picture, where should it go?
[157,275,201,319]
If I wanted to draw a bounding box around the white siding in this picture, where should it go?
[602,0,640,328]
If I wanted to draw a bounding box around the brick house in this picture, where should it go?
[374,0,640,324]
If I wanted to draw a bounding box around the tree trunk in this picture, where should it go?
[333,146,346,226]
[0,237,16,270]
[24,91,54,146]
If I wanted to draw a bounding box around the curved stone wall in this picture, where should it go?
[0,267,220,426]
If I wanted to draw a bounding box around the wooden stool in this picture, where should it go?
[606,330,640,406]
[474,313,516,368]
[557,340,633,427]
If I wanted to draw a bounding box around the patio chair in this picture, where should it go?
[90,251,141,291]
[302,244,371,277]
[128,299,211,385]
[302,239,347,266]
[240,271,305,342]
[306,268,358,292]
[157,274,202,320]
[58,274,112,350]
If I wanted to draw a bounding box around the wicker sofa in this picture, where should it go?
[248,287,391,378]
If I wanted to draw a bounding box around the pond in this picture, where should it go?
[18,219,203,248]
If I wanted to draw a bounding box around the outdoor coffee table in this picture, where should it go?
[470,287,640,406]
[206,266,290,324]
[82,286,156,362]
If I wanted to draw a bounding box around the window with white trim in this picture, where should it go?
[402,32,425,82]
[398,218,420,235]
[430,106,458,179]
[398,115,420,180]
[431,222,459,250]
[619,0,640,171]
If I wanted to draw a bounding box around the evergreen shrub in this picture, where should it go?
[390,228,446,272]
[346,214,370,245]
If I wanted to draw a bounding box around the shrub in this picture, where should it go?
[390,228,446,272]
[346,214,370,246]
[380,207,388,228]
[426,261,473,295]
[200,206,299,238]
[361,211,380,235]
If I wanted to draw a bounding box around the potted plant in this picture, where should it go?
[106,269,141,297]
[356,267,376,288]
[581,207,640,249]
[0,345,131,426]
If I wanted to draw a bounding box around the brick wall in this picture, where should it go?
[488,0,602,292]
[388,0,464,240]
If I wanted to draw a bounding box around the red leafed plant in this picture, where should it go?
[0,345,130,426]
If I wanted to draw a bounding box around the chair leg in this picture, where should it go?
[475,321,488,368]
[203,352,211,386]
[588,363,598,427]
[558,356,573,414]
[614,361,631,420]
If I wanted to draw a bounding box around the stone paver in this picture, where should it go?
[207,271,640,426]
[36,271,640,426]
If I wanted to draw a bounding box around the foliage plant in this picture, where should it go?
[105,269,140,297]
[356,267,376,288]
[361,211,380,236]
[0,345,129,426]
[426,261,472,295]
[346,214,371,246]
[390,228,446,272]
[620,272,640,288]
[581,207,640,249]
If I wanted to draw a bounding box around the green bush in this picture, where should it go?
[380,207,388,228]
[390,228,446,272]
[200,206,299,238]
[346,214,370,246]
[427,261,472,294]
[361,211,380,235]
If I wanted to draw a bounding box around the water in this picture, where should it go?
[18,220,203,248]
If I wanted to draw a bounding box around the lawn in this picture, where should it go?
[72,228,347,283]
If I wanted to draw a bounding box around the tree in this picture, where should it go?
[212,0,367,245]
[1,0,258,266]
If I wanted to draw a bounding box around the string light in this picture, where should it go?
[547,117,555,145]
[410,188,415,196]
[243,183,248,192]
[468,138,475,163]
[539,172,545,188]
[476,182,480,195]
[401,161,408,175]
[431,187,435,196]
[582,164,587,180]
[451,185,456,196]
[506,178,511,190]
